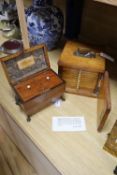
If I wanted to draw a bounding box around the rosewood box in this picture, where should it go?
[1,44,65,121]
[58,41,111,131]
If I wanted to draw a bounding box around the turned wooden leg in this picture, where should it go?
[27,116,31,122]
[114,166,117,175]
[15,96,20,105]
[61,95,65,101]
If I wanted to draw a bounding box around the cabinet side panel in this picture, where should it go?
[0,105,15,142]
[0,105,61,175]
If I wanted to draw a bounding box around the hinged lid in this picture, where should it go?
[58,41,105,73]
[1,44,50,85]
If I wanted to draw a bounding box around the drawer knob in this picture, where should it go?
[27,85,31,89]
[46,76,50,80]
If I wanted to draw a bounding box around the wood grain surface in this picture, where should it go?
[15,0,30,49]
[97,71,111,131]
[58,41,105,73]
[58,41,105,97]
[0,127,38,175]
[79,0,117,57]
[15,70,63,102]
[0,28,117,175]
[104,120,117,157]
[94,0,117,6]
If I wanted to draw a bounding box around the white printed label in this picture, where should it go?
[52,116,86,132]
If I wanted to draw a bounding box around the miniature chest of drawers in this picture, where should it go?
[1,44,65,121]
[58,41,105,97]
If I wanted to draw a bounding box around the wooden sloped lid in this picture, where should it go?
[1,44,50,85]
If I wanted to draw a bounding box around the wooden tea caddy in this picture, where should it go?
[1,44,65,121]
[58,41,111,131]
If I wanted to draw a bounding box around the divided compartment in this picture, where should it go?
[1,44,50,85]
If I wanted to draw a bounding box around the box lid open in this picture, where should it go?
[97,71,111,131]
[1,44,50,85]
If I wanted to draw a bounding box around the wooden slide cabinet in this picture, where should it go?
[58,41,111,131]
